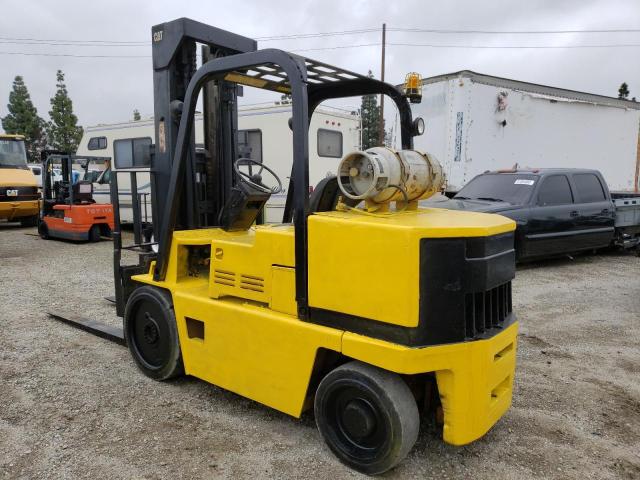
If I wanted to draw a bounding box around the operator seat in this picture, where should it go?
[71,181,95,204]
[309,176,359,213]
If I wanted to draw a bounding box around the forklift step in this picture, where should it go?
[47,311,125,346]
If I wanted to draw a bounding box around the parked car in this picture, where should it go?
[29,164,63,189]
[425,168,640,260]
[27,164,43,188]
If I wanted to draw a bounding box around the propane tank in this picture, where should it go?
[337,147,444,208]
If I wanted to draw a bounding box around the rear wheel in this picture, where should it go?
[314,361,419,475]
[20,215,38,228]
[88,224,101,242]
[124,286,183,380]
[38,221,49,240]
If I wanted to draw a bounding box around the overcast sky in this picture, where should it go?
[1,0,639,128]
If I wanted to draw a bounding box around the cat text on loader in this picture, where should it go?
[57,18,518,474]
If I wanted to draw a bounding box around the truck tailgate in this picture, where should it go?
[612,194,640,227]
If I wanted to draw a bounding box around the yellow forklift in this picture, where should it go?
[55,18,518,474]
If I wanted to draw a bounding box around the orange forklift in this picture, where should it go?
[39,152,114,242]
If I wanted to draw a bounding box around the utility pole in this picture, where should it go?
[378,23,386,146]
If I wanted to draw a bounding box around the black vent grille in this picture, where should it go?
[465,282,512,338]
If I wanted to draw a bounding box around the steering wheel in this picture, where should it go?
[234,157,283,194]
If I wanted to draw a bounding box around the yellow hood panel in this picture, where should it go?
[0,168,37,187]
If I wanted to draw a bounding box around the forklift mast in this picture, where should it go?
[150,18,257,233]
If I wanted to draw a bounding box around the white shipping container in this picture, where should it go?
[409,71,640,193]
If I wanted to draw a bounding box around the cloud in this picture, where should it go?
[1,0,639,129]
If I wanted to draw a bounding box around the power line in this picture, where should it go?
[0,51,149,58]
[2,42,640,58]
[388,27,640,35]
[0,28,380,46]
[388,42,640,49]
[256,28,379,41]
[2,25,638,47]
[0,40,149,47]
[0,36,147,45]
[0,44,383,58]
[2,39,640,59]
[292,43,380,52]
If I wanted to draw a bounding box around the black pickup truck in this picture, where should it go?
[427,168,640,260]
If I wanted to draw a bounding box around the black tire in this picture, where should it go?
[88,224,101,242]
[124,286,184,381]
[314,361,419,475]
[38,221,49,240]
[20,215,38,228]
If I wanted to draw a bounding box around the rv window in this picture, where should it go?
[238,129,262,163]
[114,140,132,168]
[132,138,151,167]
[114,137,152,169]
[317,129,343,158]
[88,136,107,150]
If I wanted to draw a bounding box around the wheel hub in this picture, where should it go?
[142,312,159,345]
[342,398,376,439]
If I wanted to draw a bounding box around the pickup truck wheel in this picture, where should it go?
[124,286,184,381]
[314,361,419,475]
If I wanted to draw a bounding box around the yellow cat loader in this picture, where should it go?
[52,18,518,474]
[0,134,39,226]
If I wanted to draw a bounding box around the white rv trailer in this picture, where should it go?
[76,103,360,223]
[407,71,640,194]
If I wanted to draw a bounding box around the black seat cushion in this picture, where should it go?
[71,181,94,204]
[309,176,359,213]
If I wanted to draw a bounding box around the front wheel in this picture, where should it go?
[314,361,419,475]
[124,286,184,381]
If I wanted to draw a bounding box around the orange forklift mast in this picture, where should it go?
[38,152,115,242]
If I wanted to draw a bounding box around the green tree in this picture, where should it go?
[360,70,381,150]
[618,82,630,100]
[47,70,83,152]
[133,109,141,121]
[1,75,47,162]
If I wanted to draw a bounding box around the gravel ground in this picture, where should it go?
[1,222,639,479]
